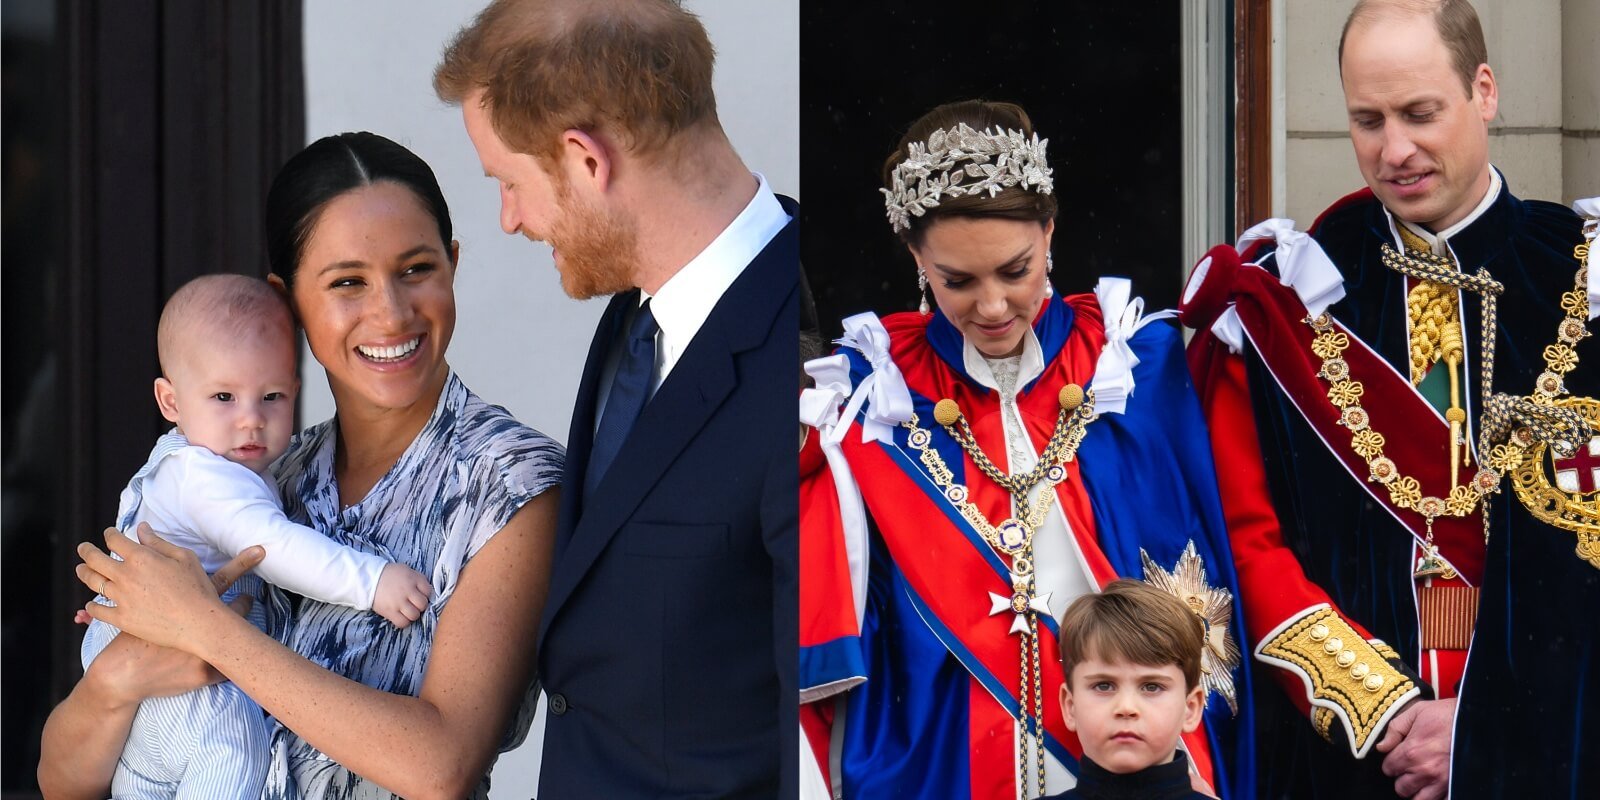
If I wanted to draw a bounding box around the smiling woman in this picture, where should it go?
[279,183,457,451]
[797,99,1257,799]
[914,216,1056,359]
[37,132,565,800]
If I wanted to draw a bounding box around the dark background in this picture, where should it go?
[1,3,302,794]
[800,2,1184,339]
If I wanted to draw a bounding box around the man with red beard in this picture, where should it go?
[435,1,799,797]
[1180,1,1597,799]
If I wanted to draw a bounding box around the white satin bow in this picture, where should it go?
[800,354,852,432]
[1092,277,1175,415]
[1235,218,1347,318]
[825,312,914,446]
[1574,197,1599,321]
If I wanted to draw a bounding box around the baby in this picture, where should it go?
[1049,579,1214,799]
[80,274,431,800]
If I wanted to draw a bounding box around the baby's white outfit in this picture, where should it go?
[81,430,390,800]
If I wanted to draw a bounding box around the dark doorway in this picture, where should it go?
[1,3,302,794]
[801,3,1184,338]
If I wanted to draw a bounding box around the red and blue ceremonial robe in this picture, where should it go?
[800,282,1257,799]
[1180,181,1599,799]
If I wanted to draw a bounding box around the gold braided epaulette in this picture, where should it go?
[1257,606,1420,757]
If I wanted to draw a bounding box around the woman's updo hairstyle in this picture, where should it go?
[265,132,453,289]
[882,100,1057,248]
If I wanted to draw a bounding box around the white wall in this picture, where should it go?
[301,1,797,795]
[301,0,799,435]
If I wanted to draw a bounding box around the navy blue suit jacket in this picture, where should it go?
[536,197,799,798]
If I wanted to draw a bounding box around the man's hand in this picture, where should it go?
[1376,697,1456,800]
[372,562,432,628]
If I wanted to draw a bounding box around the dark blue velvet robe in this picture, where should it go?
[1241,181,1597,799]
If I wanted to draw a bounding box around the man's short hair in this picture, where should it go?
[157,274,293,377]
[1338,0,1488,97]
[434,0,719,162]
[1058,580,1205,691]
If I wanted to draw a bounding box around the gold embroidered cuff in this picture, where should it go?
[1256,606,1421,758]
[1313,707,1335,743]
[1370,641,1401,661]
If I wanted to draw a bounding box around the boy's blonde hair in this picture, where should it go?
[1058,579,1204,691]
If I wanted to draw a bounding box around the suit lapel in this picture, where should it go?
[541,206,798,633]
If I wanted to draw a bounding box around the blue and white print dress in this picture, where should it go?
[259,373,563,799]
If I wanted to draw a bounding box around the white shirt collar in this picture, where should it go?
[962,325,1045,395]
[1395,167,1502,256]
[643,173,790,387]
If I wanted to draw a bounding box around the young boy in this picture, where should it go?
[80,273,432,800]
[1049,579,1214,799]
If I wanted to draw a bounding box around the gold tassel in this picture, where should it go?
[1440,320,1468,485]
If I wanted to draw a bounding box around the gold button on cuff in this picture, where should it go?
[1337,650,1356,667]
[1324,637,1343,654]
[1364,675,1385,692]
[1351,662,1370,679]
[1310,624,1330,641]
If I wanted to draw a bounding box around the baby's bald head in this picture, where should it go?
[157,274,295,380]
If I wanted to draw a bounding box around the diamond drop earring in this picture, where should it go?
[1045,252,1055,297]
[918,268,931,315]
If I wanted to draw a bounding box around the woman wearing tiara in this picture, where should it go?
[798,100,1256,799]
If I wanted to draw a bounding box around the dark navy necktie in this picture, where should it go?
[585,299,658,497]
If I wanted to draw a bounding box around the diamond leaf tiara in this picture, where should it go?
[880,123,1054,234]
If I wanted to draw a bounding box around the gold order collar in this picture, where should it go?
[900,382,1094,797]
[1489,240,1599,567]
[1302,311,1501,577]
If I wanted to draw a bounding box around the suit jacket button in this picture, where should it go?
[548,692,569,715]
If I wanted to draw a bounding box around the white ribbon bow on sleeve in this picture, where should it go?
[803,316,907,626]
[800,354,853,433]
[1091,276,1176,416]
[1235,218,1347,318]
[1207,218,1348,352]
[825,312,914,446]
[1573,197,1599,321]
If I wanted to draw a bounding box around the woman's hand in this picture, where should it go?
[38,536,263,799]
[79,529,263,702]
[76,523,262,654]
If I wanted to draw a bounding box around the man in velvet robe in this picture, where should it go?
[1179,1,1597,798]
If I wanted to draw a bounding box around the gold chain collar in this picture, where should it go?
[1302,310,1501,578]
[1484,240,1599,567]
[899,383,1094,797]
[1303,234,1597,572]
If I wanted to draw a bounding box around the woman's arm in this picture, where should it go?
[78,490,557,800]
[39,542,262,800]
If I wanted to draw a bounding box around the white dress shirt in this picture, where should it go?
[1396,166,1503,256]
[596,173,790,426]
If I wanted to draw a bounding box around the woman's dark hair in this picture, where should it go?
[265,131,453,288]
[882,100,1058,247]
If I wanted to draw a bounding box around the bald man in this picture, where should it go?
[1180,1,1597,798]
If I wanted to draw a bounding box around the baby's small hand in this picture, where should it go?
[372,562,432,629]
